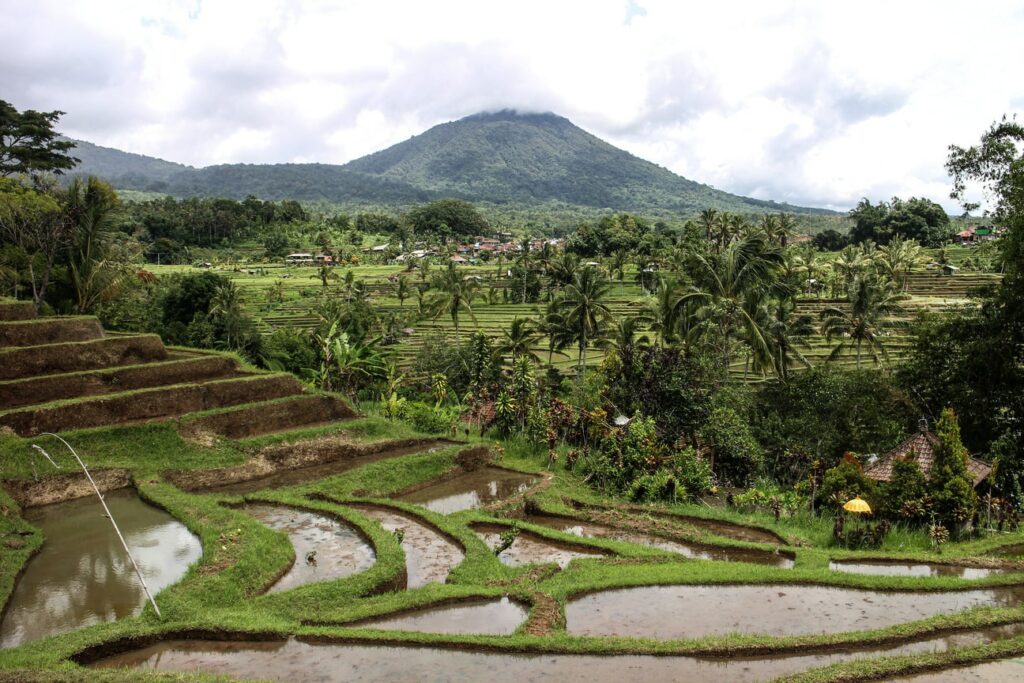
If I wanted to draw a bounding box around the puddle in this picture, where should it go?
[348,597,527,635]
[565,584,1024,639]
[350,505,463,588]
[397,467,539,514]
[526,514,792,568]
[207,443,440,495]
[246,505,375,593]
[90,624,1024,682]
[830,560,1006,580]
[473,523,606,568]
[0,489,202,648]
[884,654,1024,681]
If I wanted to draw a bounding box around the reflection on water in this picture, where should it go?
[565,584,1024,639]
[349,597,528,635]
[830,560,1005,580]
[397,468,539,514]
[884,654,1024,682]
[247,505,375,592]
[92,624,1024,682]
[473,524,606,568]
[526,514,792,568]
[0,489,202,648]
[350,505,463,588]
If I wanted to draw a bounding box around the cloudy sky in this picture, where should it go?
[4,0,1023,211]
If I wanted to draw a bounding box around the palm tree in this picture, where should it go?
[608,250,629,293]
[645,275,680,346]
[558,266,613,378]
[764,300,814,381]
[548,251,580,291]
[675,234,786,368]
[598,315,650,355]
[208,281,247,350]
[428,262,480,335]
[65,176,130,313]
[498,317,541,365]
[832,244,872,292]
[535,299,572,366]
[395,275,410,308]
[875,236,923,291]
[516,236,532,303]
[820,276,907,369]
[265,280,285,305]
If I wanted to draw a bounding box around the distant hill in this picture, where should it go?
[69,111,834,216]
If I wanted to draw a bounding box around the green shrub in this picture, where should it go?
[399,401,459,435]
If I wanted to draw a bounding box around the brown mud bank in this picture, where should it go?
[179,394,357,438]
[84,623,1024,682]
[3,468,132,507]
[166,437,456,493]
[0,335,167,381]
[0,317,103,347]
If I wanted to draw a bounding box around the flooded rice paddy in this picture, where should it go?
[473,523,607,568]
[347,597,528,635]
[526,514,792,568]
[885,654,1024,681]
[246,505,375,592]
[349,505,464,588]
[0,489,202,648]
[90,624,1024,682]
[830,560,1007,580]
[565,584,1024,639]
[397,467,539,514]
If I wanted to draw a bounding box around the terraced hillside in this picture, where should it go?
[0,299,355,438]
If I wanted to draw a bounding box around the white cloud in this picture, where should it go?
[2,0,1022,211]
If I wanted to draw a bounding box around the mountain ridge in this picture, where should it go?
[68,111,835,216]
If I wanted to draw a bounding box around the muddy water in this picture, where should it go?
[473,524,606,568]
[397,467,539,514]
[91,624,1024,682]
[350,505,463,588]
[207,443,442,495]
[830,560,1007,580]
[348,597,528,635]
[526,514,792,568]
[565,584,1024,639]
[0,489,202,648]
[885,654,1024,682]
[246,505,375,592]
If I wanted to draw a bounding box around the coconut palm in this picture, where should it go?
[428,262,480,335]
[598,315,651,355]
[875,236,923,291]
[820,276,907,369]
[645,275,680,346]
[395,275,410,308]
[498,317,542,365]
[535,299,572,366]
[558,266,613,378]
[65,176,132,313]
[675,234,786,368]
[764,300,815,381]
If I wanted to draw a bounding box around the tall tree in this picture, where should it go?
[0,100,78,177]
[0,178,67,307]
[428,262,480,334]
[820,276,906,369]
[558,266,613,378]
[64,176,129,312]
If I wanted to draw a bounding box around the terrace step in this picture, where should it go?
[0,300,37,321]
[0,354,241,411]
[0,335,168,381]
[0,373,305,437]
[179,394,357,439]
[0,317,104,348]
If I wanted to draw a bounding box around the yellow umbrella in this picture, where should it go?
[843,497,872,514]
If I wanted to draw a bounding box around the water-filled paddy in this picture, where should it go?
[0,489,202,648]
[526,514,792,568]
[350,505,464,588]
[90,623,1024,682]
[884,654,1024,681]
[473,523,607,567]
[347,597,527,635]
[397,467,539,514]
[830,560,1007,580]
[246,505,375,592]
[565,584,1024,639]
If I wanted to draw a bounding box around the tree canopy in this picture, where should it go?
[0,100,79,177]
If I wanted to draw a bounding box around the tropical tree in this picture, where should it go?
[598,315,651,355]
[764,300,814,381]
[0,178,66,307]
[498,317,541,365]
[535,298,572,366]
[65,177,135,312]
[558,266,613,378]
[875,236,923,291]
[315,264,337,288]
[428,262,480,334]
[820,276,906,369]
[395,275,411,308]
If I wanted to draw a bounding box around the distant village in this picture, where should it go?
[285,233,566,266]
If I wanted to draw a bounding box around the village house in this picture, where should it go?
[863,420,991,489]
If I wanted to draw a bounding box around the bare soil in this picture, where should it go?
[179,395,356,439]
[3,469,132,507]
[0,318,104,348]
[0,335,168,381]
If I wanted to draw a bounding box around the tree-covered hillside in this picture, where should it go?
[68,111,834,218]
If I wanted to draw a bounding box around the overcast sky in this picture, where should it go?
[3,0,1023,212]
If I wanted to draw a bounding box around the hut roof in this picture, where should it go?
[864,428,991,487]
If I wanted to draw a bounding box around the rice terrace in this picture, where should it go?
[2,2,1024,682]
